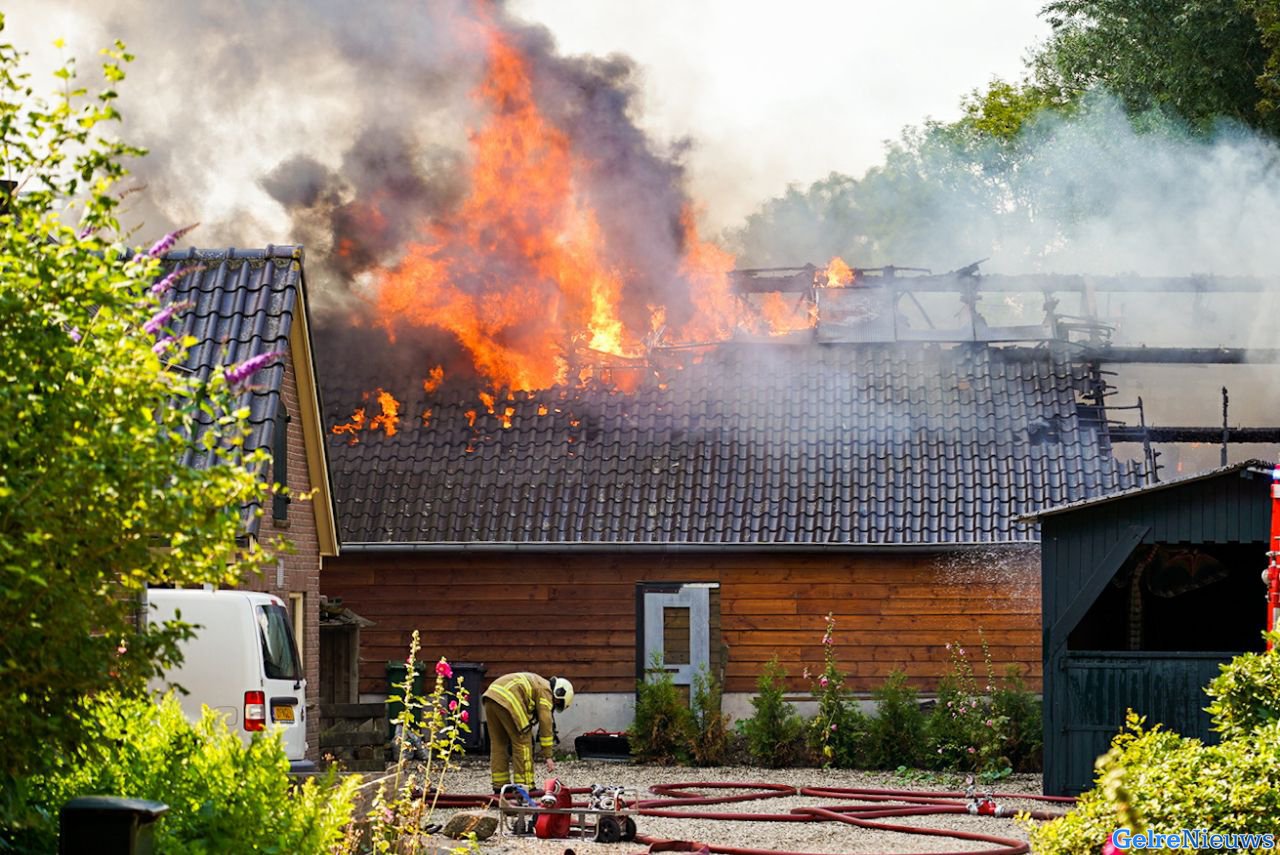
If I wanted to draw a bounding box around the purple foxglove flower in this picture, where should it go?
[224,351,284,386]
[68,327,82,342]
[143,304,179,335]
[152,336,176,355]
[145,223,199,258]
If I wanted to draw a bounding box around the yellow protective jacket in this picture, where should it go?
[482,672,557,759]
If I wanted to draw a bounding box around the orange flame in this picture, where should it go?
[823,256,855,288]
[537,404,548,416]
[422,408,433,427]
[361,14,742,395]
[331,407,367,445]
[478,391,496,414]
[424,365,445,393]
[465,409,477,428]
[670,206,739,342]
[368,388,401,436]
[501,406,515,429]
[758,292,810,335]
[330,388,401,442]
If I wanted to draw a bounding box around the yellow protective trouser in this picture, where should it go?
[484,697,534,790]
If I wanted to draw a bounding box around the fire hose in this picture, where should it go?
[428,779,1074,855]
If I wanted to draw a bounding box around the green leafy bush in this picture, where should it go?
[992,665,1042,773]
[689,665,732,767]
[1203,634,1280,740]
[741,656,804,768]
[1030,715,1280,854]
[0,17,274,794]
[3,692,357,854]
[865,670,926,770]
[630,654,693,764]
[806,613,867,768]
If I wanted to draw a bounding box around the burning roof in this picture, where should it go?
[325,341,1144,546]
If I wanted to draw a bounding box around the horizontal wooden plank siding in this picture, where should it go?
[323,548,1042,696]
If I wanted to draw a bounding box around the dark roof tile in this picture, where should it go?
[325,342,1143,545]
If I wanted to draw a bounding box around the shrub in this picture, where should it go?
[689,665,732,767]
[806,613,867,768]
[741,656,804,768]
[630,654,693,764]
[992,665,1042,773]
[1029,714,1280,854]
[1203,633,1280,740]
[3,692,357,854]
[865,670,926,770]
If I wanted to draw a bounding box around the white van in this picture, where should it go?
[146,589,310,770]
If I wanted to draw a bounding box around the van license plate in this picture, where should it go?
[273,705,295,722]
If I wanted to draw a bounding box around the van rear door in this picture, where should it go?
[254,602,307,761]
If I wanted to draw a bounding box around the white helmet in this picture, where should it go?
[551,676,574,711]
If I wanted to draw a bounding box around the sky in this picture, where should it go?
[3,0,1052,234]
[506,0,1051,231]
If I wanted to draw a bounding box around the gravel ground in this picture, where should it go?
[372,757,1066,854]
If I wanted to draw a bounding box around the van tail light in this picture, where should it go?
[244,691,266,731]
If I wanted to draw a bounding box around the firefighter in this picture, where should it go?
[482,672,574,793]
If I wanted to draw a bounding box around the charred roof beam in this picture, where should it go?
[1109,426,1280,443]
[1078,346,1280,364]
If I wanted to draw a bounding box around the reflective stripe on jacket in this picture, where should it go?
[482,672,556,759]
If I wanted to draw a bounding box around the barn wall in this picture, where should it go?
[322,547,1042,699]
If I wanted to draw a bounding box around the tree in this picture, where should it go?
[0,16,273,789]
[1036,0,1278,136]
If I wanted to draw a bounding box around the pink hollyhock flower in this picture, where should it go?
[818,675,829,688]
[435,659,453,679]
[448,700,458,711]
[967,746,976,754]
[460,710,469,723]
[1102,835,1119,855]
[830,723,837,732]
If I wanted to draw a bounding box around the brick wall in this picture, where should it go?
[248,349,322,758]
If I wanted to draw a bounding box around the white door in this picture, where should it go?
[640,583,716,685]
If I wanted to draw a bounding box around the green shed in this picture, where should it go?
[1024,460,1274,796]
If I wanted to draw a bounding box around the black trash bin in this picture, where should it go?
[386,660,486,753]
[60,795,168,855]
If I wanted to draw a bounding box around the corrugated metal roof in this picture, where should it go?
[325,341,1144,546]
[158,246,302,537]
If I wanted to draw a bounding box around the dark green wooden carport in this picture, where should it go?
[1023,459,1273,796]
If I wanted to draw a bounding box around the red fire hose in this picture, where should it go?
[431,778,1073,855]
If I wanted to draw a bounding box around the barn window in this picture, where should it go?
[1068,542,1266,653]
